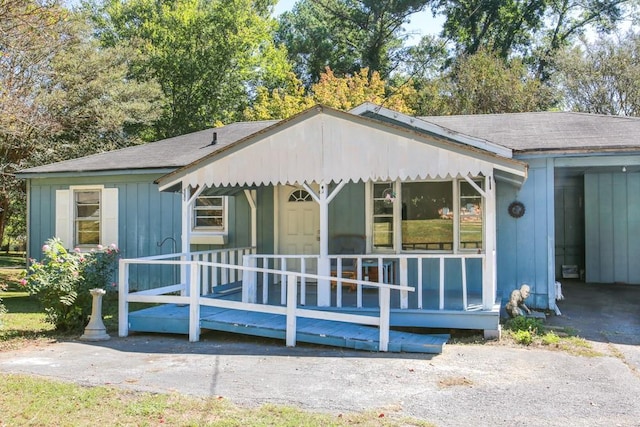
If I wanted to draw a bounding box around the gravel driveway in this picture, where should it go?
[1,282,639,426]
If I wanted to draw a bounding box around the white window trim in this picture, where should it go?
[56,185,118,250]
[190,192,228,245]
[366,179,485,254]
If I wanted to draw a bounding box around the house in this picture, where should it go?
[17,103,640,349]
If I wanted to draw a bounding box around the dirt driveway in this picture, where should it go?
[1,282,639,426]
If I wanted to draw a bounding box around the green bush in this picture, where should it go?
[21,238,119,332]
[513,329,533,345]
[504,316,543,334]
[541,331,561,346]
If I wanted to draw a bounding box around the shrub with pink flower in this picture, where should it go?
[24,237,119,331]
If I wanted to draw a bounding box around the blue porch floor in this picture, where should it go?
[128,301,449,354]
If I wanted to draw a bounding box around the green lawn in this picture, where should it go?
[0,252,26,268]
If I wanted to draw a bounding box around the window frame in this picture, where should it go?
[73,188,102,247]
[367,179,485,254]
[191,188,228,235]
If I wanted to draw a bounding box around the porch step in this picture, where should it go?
[128,304,449,354]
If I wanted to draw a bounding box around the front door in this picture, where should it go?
[278,185,319,273]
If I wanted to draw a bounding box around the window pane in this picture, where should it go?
[194,191,225,230]
[372,183,394,249]
[196,196,223,207]
[460,181,483,249]
[75,190,100,246]
[76,220,100,245]
[401,182,453,250]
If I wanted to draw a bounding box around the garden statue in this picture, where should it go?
[505,284,532,318]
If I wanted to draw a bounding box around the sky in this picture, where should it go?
[272,0,444,45]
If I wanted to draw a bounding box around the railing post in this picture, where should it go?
[286,273,297,347]
[280,257,287,305]
[242,255,256,303]
[439,257,445,310]
[118,259,129,337]
[399,257,408,309]
[379,287,390,352]
[188,263,200,342]
[300,257,307,306]
[461,257,468,310]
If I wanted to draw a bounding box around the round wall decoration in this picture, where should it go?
[508,201,525,218]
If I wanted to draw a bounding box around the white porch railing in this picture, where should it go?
[243,253,486,311]
[118,248,413,352]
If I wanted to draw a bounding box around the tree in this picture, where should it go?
[277,0,428,86]
[431,0,635,80]
[411,49,557,115]
[554,32,640,115]
[243,67,416,119]
[37,17,163,163]
[0,0,70,249]
[312,67,415,113]
[93,0,291,137]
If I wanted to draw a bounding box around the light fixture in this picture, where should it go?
[622,166,627,172]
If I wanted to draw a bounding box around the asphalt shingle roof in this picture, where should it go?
[18,110,640,176]
[19,120,278,175]
[419,111,640,153]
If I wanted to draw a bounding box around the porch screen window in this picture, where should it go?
[194,190,225,230]
[401,182,453,250]
[459,180,483,249]
[74,190,101,246]
[373,183,394,248]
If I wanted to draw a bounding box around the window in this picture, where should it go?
[401,181,453,251]
[193,187,227,231]
[370,179,484,252]
[74,190,101,245]
[372,183,394,249]
[55,186,118,250]
[459,180,484,249]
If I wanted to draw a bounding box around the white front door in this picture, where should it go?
[278,185,319,273]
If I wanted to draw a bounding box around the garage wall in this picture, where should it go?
[585,172,640,284]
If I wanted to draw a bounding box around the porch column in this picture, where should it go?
[317,182,331,306]
[304,180,347,307]
[483,175,497,310]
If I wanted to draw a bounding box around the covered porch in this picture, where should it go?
[121,105,528,349]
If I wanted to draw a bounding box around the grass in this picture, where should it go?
[0,374,434,427]
[501,316,603,357]
[0,251,26,268]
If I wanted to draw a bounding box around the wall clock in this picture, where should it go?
[508,201,525,218]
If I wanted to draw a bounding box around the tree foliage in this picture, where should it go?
[554,32,640,115]
[0,0,70,248]
[243,67,416,119]
[412,49,556,115]
[93,0,290,137]
[277,0,428,85]
[432,0,634,80]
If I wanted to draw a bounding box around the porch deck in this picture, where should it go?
[128,299,449,353]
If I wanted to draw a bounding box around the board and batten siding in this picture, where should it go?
[27,174,182,291]
[497,158,554,309]
[585,172,640,285]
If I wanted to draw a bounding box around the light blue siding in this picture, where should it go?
[585,172,640,284]
[27,174,182,291]
[497,159,553,308]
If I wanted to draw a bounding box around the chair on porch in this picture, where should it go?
[330,234,366,290]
